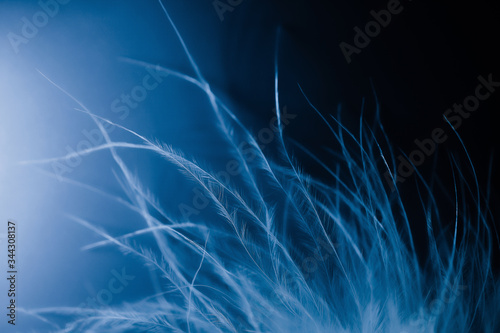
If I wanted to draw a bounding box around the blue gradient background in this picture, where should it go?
[0,0,499,332]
